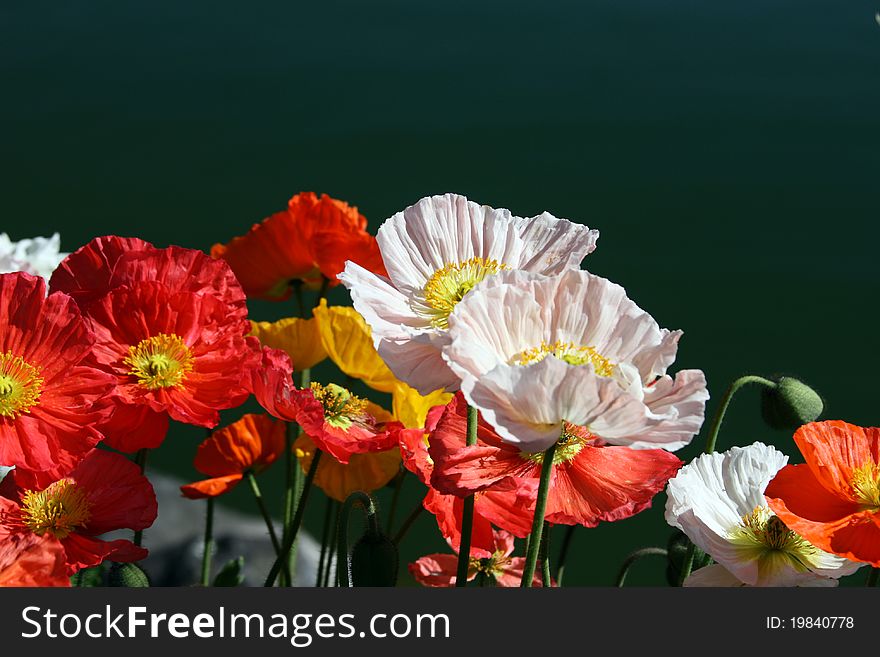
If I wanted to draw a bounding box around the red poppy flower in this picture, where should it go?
[0,273,114,478]
[0,532,69,587]
[297,382,401,464]
[765,420,880,567]
[244,344,317,422]
[211,192,387,300]
[409,529,549,587]
[398,411,534,557]
[1,449,157,575]
[429,393,683,527]
[50,236,247,320]
[84,282,255,450]
[181,414,287,499]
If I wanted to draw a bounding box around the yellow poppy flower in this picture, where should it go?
[249,316,328,371]
[391,383,452,430]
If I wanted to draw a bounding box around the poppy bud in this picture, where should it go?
[350,532,399,587]
[665,530,708,586]
[213,556,245,587]
[108,562,150,587]
[761,376,824,430]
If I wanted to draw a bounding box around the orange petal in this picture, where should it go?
[180,474,244,499]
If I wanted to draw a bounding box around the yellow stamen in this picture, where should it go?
[422,257,509,329]
[21,479,91,539]
[0,352,44,419]
[124,333,194,390]
[851,462,880,510]
[310,382,368,430]
[468,550,512,582]
[513,340,615,376]
[522,422,595,465]
[730,506,819,569]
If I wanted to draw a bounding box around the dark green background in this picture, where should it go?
[2,1,878,586]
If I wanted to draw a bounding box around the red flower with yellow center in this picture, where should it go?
[429,393,683,528]
[211,192,387,300]
[84,282,256,449]
[181,414,287,499]
[1,449,157,575]
[0,272,114,478]
[765,420,880,567]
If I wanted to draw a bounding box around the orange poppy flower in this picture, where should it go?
[180,414,287,499]
[294,434,400,503]
[211,192,387,300]
[765,420,880,566]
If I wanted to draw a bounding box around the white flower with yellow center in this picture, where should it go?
[665,442,863,587]
[441,268,708,452]
[339,193,599,395]
[0,233,67,282]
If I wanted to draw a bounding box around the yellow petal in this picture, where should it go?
[249,316,328,371]
[391,383,452,429]
[295,434,401,502]
[313,299,397,393]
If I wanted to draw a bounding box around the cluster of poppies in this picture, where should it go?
[0,193,877,588]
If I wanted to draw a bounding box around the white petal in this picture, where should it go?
[377,334,460,395]
[508,211,598,274]
[0,465,14,485]
[684,564,748,587]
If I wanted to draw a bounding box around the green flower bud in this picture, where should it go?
[350,532,399,587]
[213,556,245,587]
[108,562,150,587]
[761,376,824,430]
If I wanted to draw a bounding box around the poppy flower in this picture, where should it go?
[0,272,114,477]
[84,281,255,450]
[430,393,683,528]
[298,382,401,464]
[765,421,880,567]
[409,529,548,587]
[442,268,708,453]
[0,232,67,283]
[211,192,386,301]
[294,434,400,503]
[250,315,328,372]
[180,414,287,499]
[339,193,600,395]
[666,442,861,586]
[0,531,69,587]
[398,406,534,556]
[0,449,157,575]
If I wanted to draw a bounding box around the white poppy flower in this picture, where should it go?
[441,268,708,453]
[665,442,863,587]
[0,233,68,282]
[339,193,598,395]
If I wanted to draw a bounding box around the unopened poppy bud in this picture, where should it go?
[761,376,824,430]
[350,532,399,587]
[108,562,150,587]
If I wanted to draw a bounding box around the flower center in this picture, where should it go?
[124,333,194,390]
[21,479,91,539]
[310,382,368,430]
[851,462,880,510]
[0,352,44,419]
[730,505,819,564]
[422,257,509,329]
[468,551,511,582]
[513,340,615,376]
[522,422,596,465]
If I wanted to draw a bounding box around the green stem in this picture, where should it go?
[520,441,558,587]
[454,404,480,587]
[132,448,150,547]
[264,450,322,587]
[313,277,330,308]
[316,496,334,587]
[336,491,380,588]
[245,471,283,557]
[323,502,341,587]
[678,374,777,586]
[539,521,552,587]
[615,547,668,587]
[555,525,576,586]
[392,500,424,545]
[867,568,879,587]
[200,497,215,587]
